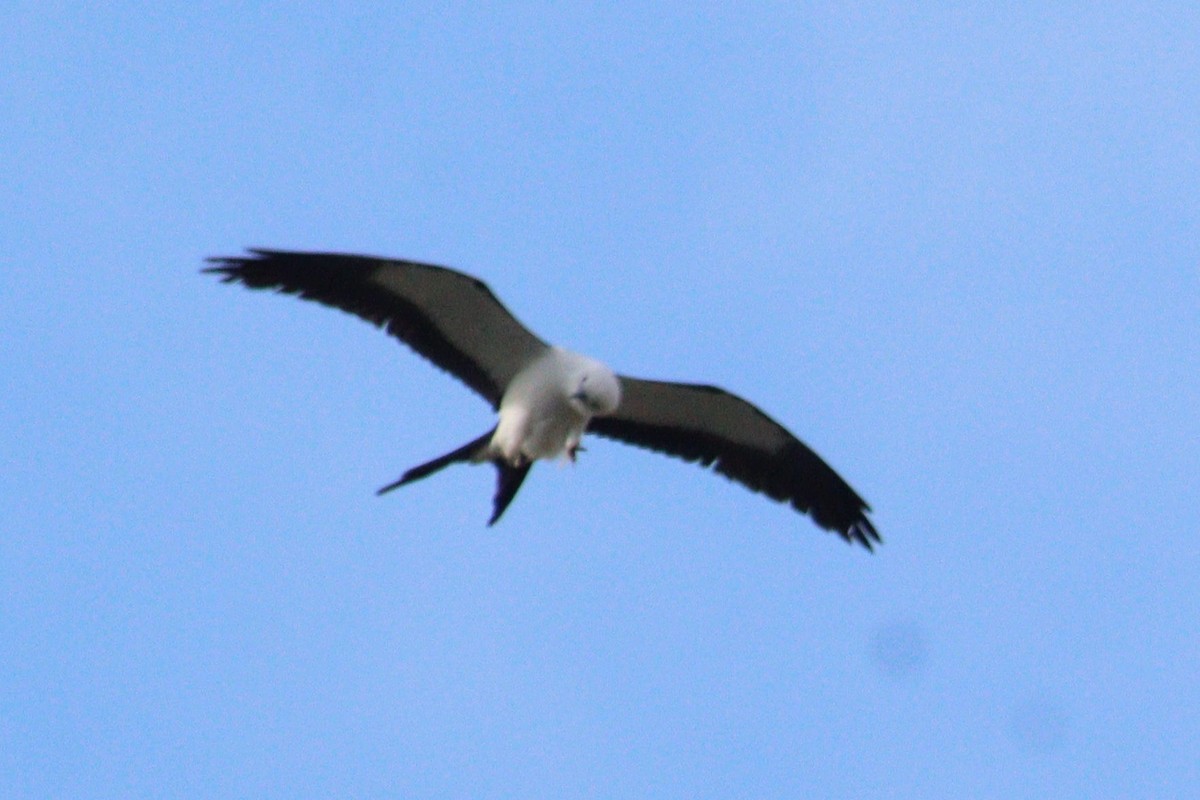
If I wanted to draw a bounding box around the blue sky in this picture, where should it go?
[2,3,1197,797]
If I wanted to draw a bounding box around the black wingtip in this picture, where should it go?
[803,493,879,551]
[846,518,881,552]
[200,262,237,279]
[202,250,260,280]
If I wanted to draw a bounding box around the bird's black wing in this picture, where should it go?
[204,249,548,408]
[588,377,879,549]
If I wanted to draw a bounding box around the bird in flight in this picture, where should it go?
[205,250,880,549]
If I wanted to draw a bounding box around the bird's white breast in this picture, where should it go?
[491,347,615,464]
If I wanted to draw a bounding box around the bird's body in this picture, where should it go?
[492,346,621,464]
[206,249,880,549]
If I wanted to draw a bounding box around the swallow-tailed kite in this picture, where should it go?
[205,249,880,549]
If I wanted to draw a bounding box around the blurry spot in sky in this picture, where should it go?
[869,618,930,681]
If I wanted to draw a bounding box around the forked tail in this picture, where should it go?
[489,459,532,526]
[377,427,533,526]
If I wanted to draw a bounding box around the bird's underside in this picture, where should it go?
[205,248,880,549]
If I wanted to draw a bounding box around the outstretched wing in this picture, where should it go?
[588,377,879,549]
[204,249,548,408]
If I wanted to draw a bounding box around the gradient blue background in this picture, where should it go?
[3,3,1197,797]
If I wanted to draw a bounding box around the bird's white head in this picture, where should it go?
[568,358,621,418]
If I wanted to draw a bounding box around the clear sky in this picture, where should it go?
[2,3,1197,798]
